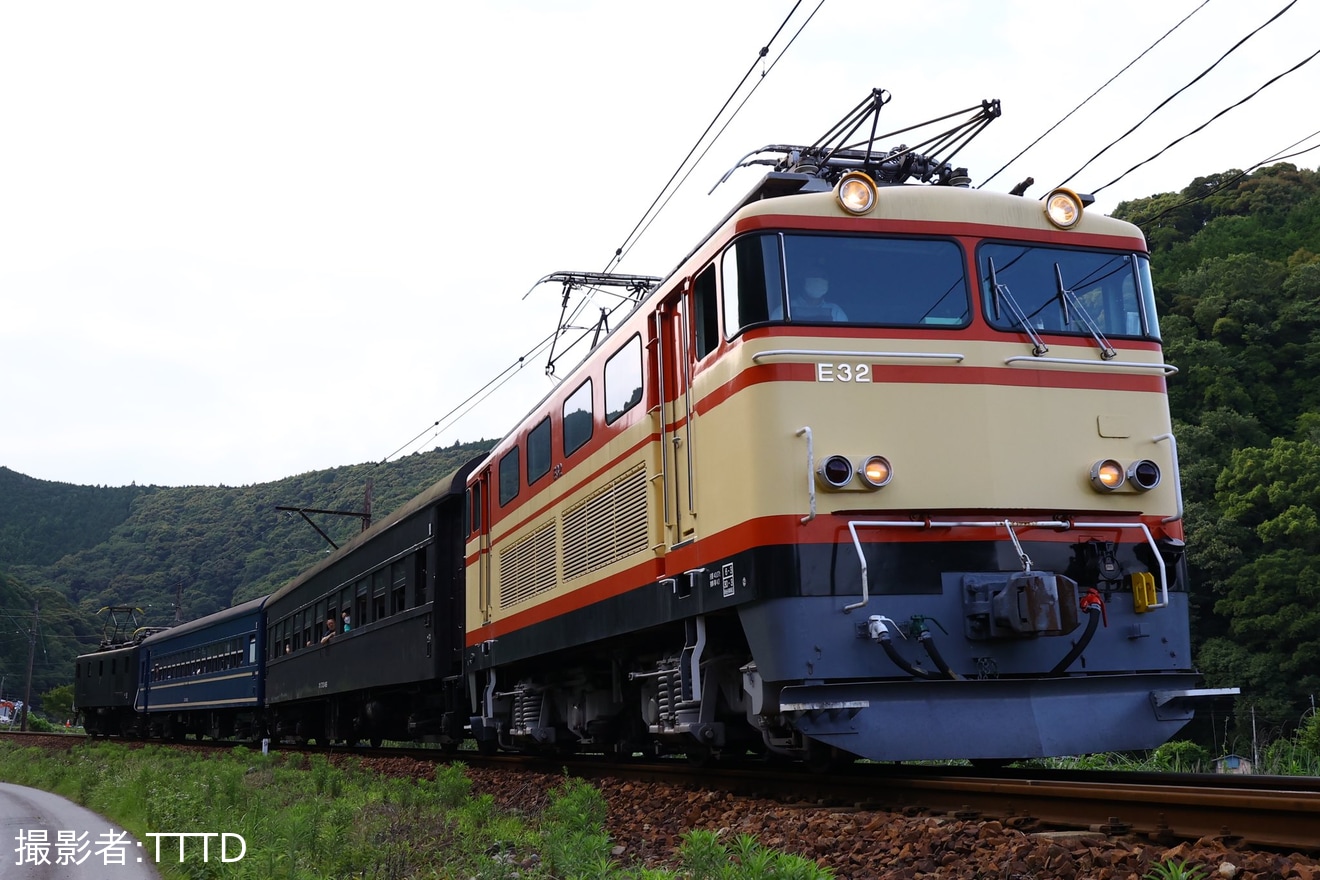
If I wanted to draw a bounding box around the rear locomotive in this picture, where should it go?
[463,94,1229,763]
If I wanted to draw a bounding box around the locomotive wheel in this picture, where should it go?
[369,736,383,748]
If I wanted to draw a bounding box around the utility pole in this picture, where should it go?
[20,600,37,732]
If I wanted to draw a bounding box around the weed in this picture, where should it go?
[1145,859,1209,880]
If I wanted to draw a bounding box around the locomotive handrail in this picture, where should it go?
[753,349,966,363]
[843,519,1168,613]
[1154,432,1184,524]
[1002,355,1179,375]
[796,427,815,524]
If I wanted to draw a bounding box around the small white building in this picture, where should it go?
[1214,754,1253,774]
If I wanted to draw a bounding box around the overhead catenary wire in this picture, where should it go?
[380,330,559,463]
[386,3,818,463]
[606,0,827,271]
[605,1,811,274]
[1129,128,1320,226]
[1053,0,1298,192]
[978,0,1211,191]
[1089,46,1320,195]
[552,3,824,376]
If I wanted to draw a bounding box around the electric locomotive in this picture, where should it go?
[462,92,1231,764]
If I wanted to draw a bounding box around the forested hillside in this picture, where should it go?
[0,468,153,567]
[1,440,496,633]
[1117,162,1320,726]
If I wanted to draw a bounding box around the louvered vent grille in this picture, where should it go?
[562,465,649,581]
[498,520,558,608]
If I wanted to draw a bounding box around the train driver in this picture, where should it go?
[790,266,849,322]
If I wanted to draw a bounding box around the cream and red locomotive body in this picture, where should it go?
[463,136,1225,763]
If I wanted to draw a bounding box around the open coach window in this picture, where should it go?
[979,243,1160,339]
[721,232,969,335]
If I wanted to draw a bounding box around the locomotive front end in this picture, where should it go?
[699,181,1232,763]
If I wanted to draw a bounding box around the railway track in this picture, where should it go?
[7,732,1318,853]
[484,754,1320,854]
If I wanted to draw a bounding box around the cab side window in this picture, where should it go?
[723,233,782,336]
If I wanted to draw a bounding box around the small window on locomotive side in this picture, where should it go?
[563,379,593,457]
[527,417,552,485]
[693,264,719,359]
[604,334,643,424]
[469,481,483,533]
[498,447,520,506]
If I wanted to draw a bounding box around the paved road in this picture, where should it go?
[0,783,160,880]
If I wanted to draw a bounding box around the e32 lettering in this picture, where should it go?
[815,362,871,383]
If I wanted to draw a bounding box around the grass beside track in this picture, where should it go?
[0,740,834,880]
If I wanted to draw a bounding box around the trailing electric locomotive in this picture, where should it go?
[75,91,1232,762]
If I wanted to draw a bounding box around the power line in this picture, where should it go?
[1090,46,1320,195]
[382,330,559,463]
[978,0,1211,190]
[1053,0,1298,192]
[607,0,826,270]
[384,3,819,464]
[606,1,812,273]
[1127,129,1320,226]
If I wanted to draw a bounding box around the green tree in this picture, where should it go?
[40,684,74,724]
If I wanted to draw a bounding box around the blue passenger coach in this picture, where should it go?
[138,596,268,741]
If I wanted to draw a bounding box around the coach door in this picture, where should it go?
[654,283,698,547]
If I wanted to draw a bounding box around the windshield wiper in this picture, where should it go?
[987,258,1048,356]
[1054,263,1117,359]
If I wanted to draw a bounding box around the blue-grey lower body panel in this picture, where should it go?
[780,673,1203,761]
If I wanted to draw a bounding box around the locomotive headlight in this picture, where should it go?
[816,454,854,488]
[859,455,893,488]
[836,171,878,215]
[1044,188,1083,229]
[1089,459,1125,492]
[1127,459,1162,491]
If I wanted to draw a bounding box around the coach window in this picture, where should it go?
[499,447,520,506]
[391,560,406,613]
[563,379,593,457]
[604,335,643,424]
[413,552,427,606]
[527,417,552,485]
[693,265,719,359]
[722,234,781,336]
[373,569,389,621]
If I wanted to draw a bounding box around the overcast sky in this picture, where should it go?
[3,0,1317,488]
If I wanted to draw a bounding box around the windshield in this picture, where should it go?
[979,243,1159,340]
[722,232,969,334]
